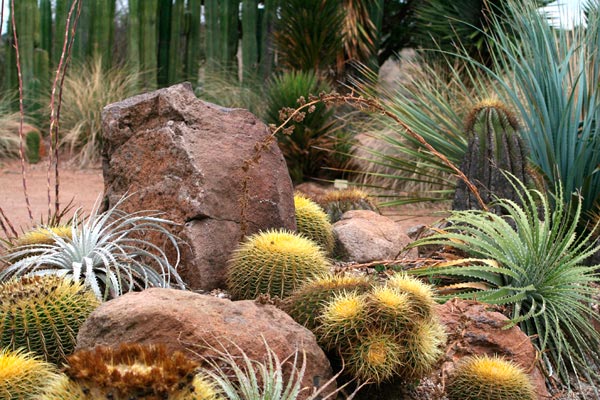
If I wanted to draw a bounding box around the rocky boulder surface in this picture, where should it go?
[436,299,550,399]
[101,82,295,291]
[332,210,416,262]
[76,288,335,399]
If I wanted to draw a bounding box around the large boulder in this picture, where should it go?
[332,210,415,262]
[101,83,295,290]
[436,299,550,399]
[76,288,335,399]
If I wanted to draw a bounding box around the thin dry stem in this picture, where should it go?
[238,92,487,236]
[47,0,82,221]
[11,0,33,222]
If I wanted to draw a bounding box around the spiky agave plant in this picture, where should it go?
[446,355,536,400]
[409,174,600,389]
[0,195,185,300]
[0,348,62,399]
[0,275,100,364]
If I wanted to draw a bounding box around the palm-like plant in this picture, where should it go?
[409,175,600,391]
[0,196,184,300]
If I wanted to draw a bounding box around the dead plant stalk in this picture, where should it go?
[239,92,487,237]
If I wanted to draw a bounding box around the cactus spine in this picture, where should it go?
[452,99,529,212]
[447,355,536,400]
[0,348,61,399]
[227,229,330,300]
[294,193,335,255]
[0,275,100,364]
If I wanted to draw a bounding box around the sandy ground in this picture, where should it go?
[0,159,445,238]
[0,159,104,235]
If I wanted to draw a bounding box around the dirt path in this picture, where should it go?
[0,160,104,235]
[0,159,445,239]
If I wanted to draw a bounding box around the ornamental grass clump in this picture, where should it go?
[409,174,600,390]
[0,196,185,301]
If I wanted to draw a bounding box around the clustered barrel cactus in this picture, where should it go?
[284,272,446,384]
[294,193,335,254]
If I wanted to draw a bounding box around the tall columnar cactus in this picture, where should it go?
[447,355,536,400]
[294,193,335,255]
[57,343,221,400]
[39,0,52,61]
[89,0,116,69]
[140,0,159,88]
[242,0,259,84]
[0,348,61,399]
[185,0,202,84]
[11,0,39,113]
[167,0,185,85]
[227,229,330,300]
[318,188,379,223]
[53,0,68,67]
[281,273,373,330]
[259,0,278,80]
[127,0,141,80]
[452,99,529,212]
[314,273,446,384]
[205,0,239,74]
[0,275,100,364]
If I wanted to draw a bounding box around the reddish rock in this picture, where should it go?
[436,299,550,399]
[101,83,295,290]
[332,210,416,262]
[76,288,335,399]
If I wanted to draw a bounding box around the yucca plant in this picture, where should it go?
[471,0,600,218]
[0,196,185,300]
[409,174,600,391]
[347,58,494,205]
[59,56,140,167]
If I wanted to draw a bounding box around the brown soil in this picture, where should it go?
[0,159,104,236]
[0,159,445,239]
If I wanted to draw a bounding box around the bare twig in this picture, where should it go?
[238,92,488,237]
[11,0,33,223]
[47,0,82,220]
[0,205,18,239]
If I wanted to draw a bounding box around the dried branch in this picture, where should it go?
[238,92,488,238]
[10,0,33,222]
[47,0,82,221]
